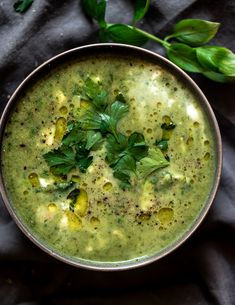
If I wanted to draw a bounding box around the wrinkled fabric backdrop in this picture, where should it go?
[0,0,235,304]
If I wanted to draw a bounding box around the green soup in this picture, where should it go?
[2,54,216,264]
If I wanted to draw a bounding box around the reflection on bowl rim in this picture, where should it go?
[0,43,222,271]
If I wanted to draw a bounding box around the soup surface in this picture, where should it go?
[2,54,216,264]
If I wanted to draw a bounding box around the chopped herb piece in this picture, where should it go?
[137,147,169,180]
[156,139,168,151]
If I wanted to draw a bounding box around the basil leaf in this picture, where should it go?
[171,19,220,46]
[106,24,148,46]
[218,52,235,77]
[133,0,150,23]
[14,0,33,13]
[167,43,204,73]
[82,0,107,28]
[203,71,234,83]
[196,46,230,71]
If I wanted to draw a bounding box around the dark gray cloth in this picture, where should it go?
[0,0,235,304]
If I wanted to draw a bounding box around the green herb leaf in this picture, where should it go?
[167,43,204,73]
[85,131,103,150]
[218,51,235,77]
[156,139,168,151]
[106,24,149,46]
[202,71,234,83]
[75,142,93,173]
[113,171,131,189]
[62,123,85,146]
[196,46,230,71]
[14,0,33,13]
[43,146,77,175]
[114,154,136,173]
[81,110,103,130]
[106,132,148,186]
[82,0,107,28]
[127,132,148,160]
[76,156,93,173]
[83,77,101,100]
[133,0,150,23]
[44,141,94,175]
[170,19,220,46]
[137,147,169,180]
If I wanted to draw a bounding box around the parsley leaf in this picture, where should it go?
[14,0,33,13]
[62,122,85,146]
[85,131,103,150]
[75,142,93,173]
[106,132,148,186]
[81,101,129,141]
[137,147,169,180]
[43,146,77,175]
[43,141,93,175]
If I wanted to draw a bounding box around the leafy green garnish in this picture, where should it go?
[133,0,150,24]
[85,131,103,150]
[43,141,93,176]
[62,122,85,146]
[156,139,168,151]
[82,0,107,28]
[105,24,149,46]
[14,0,33,13]
[106,132,148,187]
[81,1,235,82]
[167,19,220,46]
[167,43,204,73]
[81,101,129,141]
[43,146,78,175]
[137,148,170,180]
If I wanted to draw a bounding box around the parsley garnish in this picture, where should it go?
[137,147,170,180]
[106,132,148,187]
[43,74,174,188]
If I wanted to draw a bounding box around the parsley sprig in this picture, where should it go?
[82,0,235,83]
[43,76,171,188]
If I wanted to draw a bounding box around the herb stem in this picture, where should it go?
[134,27,171,48]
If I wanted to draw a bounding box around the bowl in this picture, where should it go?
[0,43,222,270]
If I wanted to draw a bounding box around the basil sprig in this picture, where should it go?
[82,0,235,83]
